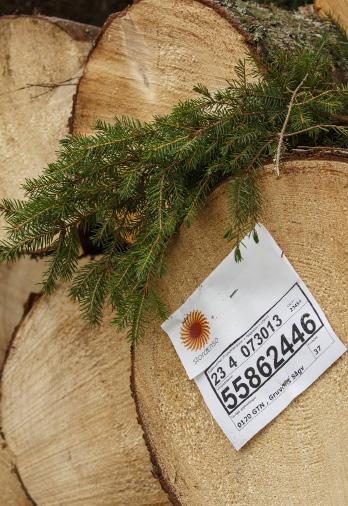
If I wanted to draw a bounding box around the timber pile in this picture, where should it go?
[1,1,254,504]
[1,1,348,505]
[132,157,348,506]
[0,15,96,505]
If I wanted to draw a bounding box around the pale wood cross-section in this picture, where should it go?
[1,286,170,506]
[0,15,97,506]
[315,0,348,36]
[132,157,348,506]
[73,0,252,134]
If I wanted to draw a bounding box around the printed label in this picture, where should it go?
[162,225,346,449]
[162,225,298,379]
[196,280,345,449]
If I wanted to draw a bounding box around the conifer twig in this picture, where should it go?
[274,73,308,177]
[1,46,347,340]
[292,146,348,156]
[283,124,347,138]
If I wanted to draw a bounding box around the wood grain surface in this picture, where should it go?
[132,157,348,506]
[73,0,251,133]
[0,15,96,506]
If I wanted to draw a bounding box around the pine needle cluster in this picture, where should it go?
[1,46,347,340]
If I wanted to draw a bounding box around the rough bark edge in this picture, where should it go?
[70,0,253,133]
[129,154,348,506]
[131,0,253,44]
[130,345,180,506]
[11,464,37,506]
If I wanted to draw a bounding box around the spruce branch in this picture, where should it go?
[0,44,347,341]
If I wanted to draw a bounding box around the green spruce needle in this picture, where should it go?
[0,45,347,340]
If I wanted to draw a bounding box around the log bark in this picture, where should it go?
[131,156,348,506]
[72,0,252,133]
[315,0,348,36]
[1,285,170,506]
[0,15,97,506]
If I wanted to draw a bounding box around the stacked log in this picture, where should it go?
[0,14,97,366]
[132,157,348,505]
[0,15,97,505]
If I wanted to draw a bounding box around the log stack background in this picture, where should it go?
[0,1,251,504]
[0,15,97,367]
[0,1,347,505]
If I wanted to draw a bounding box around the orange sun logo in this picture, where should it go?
[180,310,210,351]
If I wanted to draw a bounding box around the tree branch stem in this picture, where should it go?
[274,74,308,176]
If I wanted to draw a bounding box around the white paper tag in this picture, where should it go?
[162,225,346,449]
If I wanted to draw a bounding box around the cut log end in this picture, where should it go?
[0,14,96,361]
[1,286,170,506]
[73,0,252,134]
[0,15,97,241]
[132,157,348,506]
[315,0,348,36]
[0,16,97,505]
